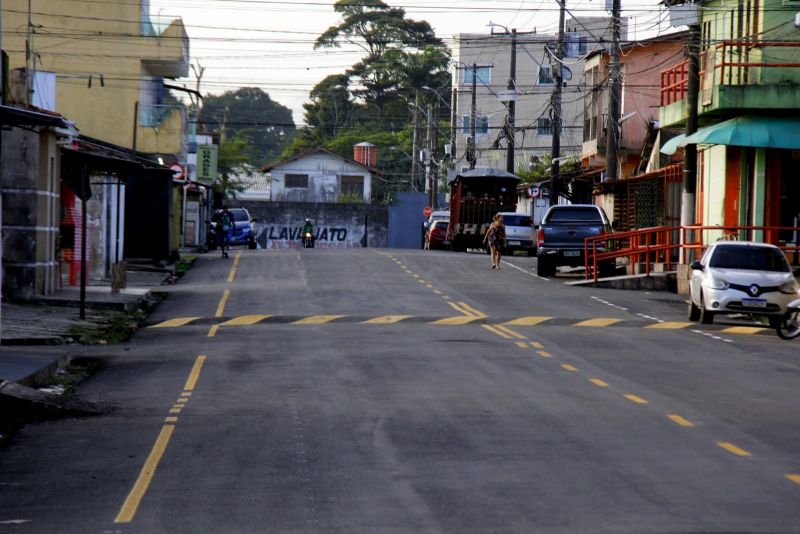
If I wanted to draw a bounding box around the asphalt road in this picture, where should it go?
[2,247,800,533]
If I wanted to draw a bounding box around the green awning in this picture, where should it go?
[660,116,800,155]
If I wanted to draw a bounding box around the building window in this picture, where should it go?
[565,33,588,58]
[341,175,364,196]
[538,118,560,136]
[285,173,309,188]
[463,66,492,85]
[462,115,489,135]
[538,65,555,85]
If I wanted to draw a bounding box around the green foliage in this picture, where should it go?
[338,191,365,204]
[212,131,252,200]
[516,154,580,184]
[198,87,297,165]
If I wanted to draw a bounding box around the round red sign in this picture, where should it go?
[422,206,433,217]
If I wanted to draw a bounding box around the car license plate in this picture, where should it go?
[742,298,767,308]
[563,250,580,257]
[508,240,520,246]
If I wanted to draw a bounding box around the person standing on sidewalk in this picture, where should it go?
[215,206,234,258]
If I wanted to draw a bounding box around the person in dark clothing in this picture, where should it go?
[215,206,234,258]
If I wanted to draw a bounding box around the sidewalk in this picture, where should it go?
[0,267,171,388]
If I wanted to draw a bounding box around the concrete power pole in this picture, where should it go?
[681,22,702,261]
[506,29,517,174]
[606,0,622,181]
[426,101,433,206]
[469,63,477,169]
[550,0,566,206]
[411,90,420,190]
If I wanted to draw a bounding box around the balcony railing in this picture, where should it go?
[660,40,800,106]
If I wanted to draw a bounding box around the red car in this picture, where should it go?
[424,220,450,250]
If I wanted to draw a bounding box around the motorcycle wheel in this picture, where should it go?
[776,310,800,340]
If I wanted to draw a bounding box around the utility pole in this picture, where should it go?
[450,87,458,164]
[411,90,420,190]
[506,29,517,174]
[469,63,477,169]
[426,101,433,207]
[25,0,32,105]
[550,0,566,206]
[606,0,622,181]
[681,22,701,261]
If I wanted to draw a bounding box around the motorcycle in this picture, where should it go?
[302,231,315,248]
[776,297,800,340]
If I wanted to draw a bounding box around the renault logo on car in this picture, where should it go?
[749,284,760,296]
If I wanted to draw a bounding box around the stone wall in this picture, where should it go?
[239,201,388,249]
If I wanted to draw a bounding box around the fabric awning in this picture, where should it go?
[661,116,800,155]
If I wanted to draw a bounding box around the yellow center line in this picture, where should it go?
[504,316,553,326]
[448,302,471,316]
[226,253,241,283]
[785,474,800,485]
[458,302,487,319]
[516,341,529,349]
[433,290,442,295]
[431,316,479,325]
[183,355,207,391]
[363,315,413,324]
[590,378,609,387]
[493,324,527,339]
[164,416,178,424]
[561,364,578,372]
[667,414,694,427]
[624,394,649,404]
[150,317,201,328]
[530,341,544,349]
[717,442,751,457]
[220,315,272,326]
[215,289,230,318]
[481,324,514,339]
[537,350,552,358]
[114,424,175,523]
[207,325,219,338]
[573,318,623,327]
[169,407,182,414]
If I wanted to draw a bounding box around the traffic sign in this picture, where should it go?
[423,206,433,217]
[529,186,540,198]
[169,163,186,182]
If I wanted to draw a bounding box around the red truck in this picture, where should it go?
[447,168,521,252]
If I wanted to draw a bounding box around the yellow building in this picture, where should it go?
[2,0,189,155]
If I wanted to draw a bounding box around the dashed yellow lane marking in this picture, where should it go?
[169,407,182,414]
[720,326,767,335]
[530,341,544,349]
[183,355,206,391]
[717,442,752,457]
[493,324,527,339]
[573,318,623,327]
[150,317,202,328]
[504,316,552,326]
[430,316,479,325]
[786,474,800,485]
[426,284,434,288]
[516,341,529,348]
[645,321,693,329]
[561,364,578,372]
[668,414,694,427]
[293,315,345,324]
[482,324,514,339]
[164,416,178,424]
[363,315,413,324]
[215,289,231,317]
[412,274,420,278]
[433,290,442,295]
[590,378,609,387]
[220,314,272,326]
[176,398,188,404]
[207,325,219,338]
[537,351,552,358]
[624,394,649,404]
[418,279,427,284]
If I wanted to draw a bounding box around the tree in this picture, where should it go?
[198,88,296,166]
[211,131,252,205]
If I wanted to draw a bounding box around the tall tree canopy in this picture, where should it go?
[198,87,296,165]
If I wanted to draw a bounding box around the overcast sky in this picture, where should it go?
[149,0,667,126]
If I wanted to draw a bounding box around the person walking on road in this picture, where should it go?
[483,213,507,270]
[216,206,234,258]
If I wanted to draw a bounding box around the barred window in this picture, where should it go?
[285,174,308,188]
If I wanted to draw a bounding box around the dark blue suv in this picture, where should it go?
[208,207,257,250]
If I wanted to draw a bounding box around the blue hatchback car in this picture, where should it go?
[208,207,257,250]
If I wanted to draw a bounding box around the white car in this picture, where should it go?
[688,241,799,326]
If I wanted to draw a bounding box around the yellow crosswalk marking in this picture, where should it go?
[293,315,345,324]
[220,315,272,326]
[573,318,623,327]
[645,321,693,329]
[504,316,552,326]
[150,317,202,328]
[363,315,413,324]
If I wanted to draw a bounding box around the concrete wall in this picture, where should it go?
[1,128,61,300]
[270,154,373,203]
[240,201,388,249]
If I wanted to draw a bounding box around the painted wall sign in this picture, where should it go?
[257,224,364,249]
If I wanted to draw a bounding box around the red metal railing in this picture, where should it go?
[659,41,800,106]
[583,225,800,282]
